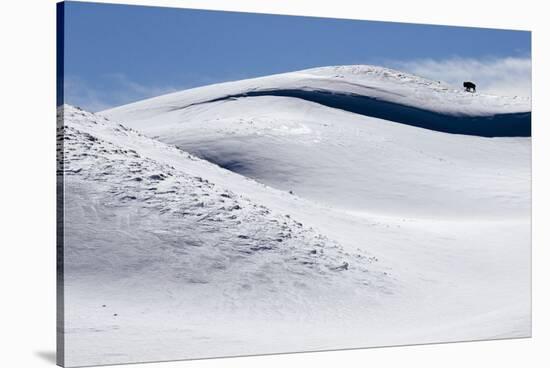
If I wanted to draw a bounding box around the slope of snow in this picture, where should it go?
[60,104,386,291]
[59,105,395,366]
[61,65,530,367]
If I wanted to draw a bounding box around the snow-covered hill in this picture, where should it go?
[103,65,531,136]
[60,65,531,366]
[101,66,531,217]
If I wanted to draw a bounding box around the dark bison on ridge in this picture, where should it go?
[463,81,476,93]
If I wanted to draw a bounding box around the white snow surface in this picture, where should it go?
[61,66,531,366]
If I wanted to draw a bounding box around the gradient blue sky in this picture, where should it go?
[60,1,531,111]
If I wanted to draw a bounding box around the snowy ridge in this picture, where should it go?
[104,65,531,117]
[103,65,531,137]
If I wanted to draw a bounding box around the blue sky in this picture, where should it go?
[60,1,531,111]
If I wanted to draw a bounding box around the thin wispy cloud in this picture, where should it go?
[391,56,531,98]
[64,74,181,112]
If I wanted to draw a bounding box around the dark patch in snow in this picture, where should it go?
[179,89,531,137]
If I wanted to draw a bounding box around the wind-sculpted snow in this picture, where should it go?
[58,105,392,330]
[103,65,531,137]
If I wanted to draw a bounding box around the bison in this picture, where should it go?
[463,81,476,93]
